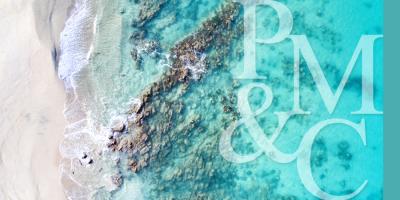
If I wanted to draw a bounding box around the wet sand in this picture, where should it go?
[0,0,70,199]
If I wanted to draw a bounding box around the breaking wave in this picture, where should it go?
[58,0,128,199]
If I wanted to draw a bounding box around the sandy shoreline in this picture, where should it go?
[0,0,71,199]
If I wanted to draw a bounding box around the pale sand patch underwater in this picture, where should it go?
[0,0,70,199]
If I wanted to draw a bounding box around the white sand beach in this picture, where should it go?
[0,0,71,199]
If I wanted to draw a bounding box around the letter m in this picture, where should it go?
[289,35,383,114]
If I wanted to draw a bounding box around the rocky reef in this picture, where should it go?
[100,0,302,198]
[91,0,373,199]
[131,0,167,28]
[109,0,242,174]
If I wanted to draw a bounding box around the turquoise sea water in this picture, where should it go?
[58,0,383,199]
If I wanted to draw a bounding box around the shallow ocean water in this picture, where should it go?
[58,0,383,199]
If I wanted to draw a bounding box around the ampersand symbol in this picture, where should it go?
[219,82,368,200]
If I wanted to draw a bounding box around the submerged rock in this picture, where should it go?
[107,139,116,147]
[180,145,187,153]
[209,169,215,177]
[140,146,149,155]
[131,49,138,60]
[134,100,145,114]
[184,139,190,146]
[112,123,125,133]
[129,30,146,44]
[223,106,231,113]
[111,175,122,188]
[128,159,137,166]
[134,1,167,28]
[232,80,240,88]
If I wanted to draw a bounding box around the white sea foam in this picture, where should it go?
[58,0,154,197]
[178,49,207,81]
[58,0,121,199]
[135,40,174,71]
[157,54,173,69]
[58,0,96,80]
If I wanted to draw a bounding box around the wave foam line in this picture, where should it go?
[58,0,98,199]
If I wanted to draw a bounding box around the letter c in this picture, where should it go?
[296,119,367,200]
